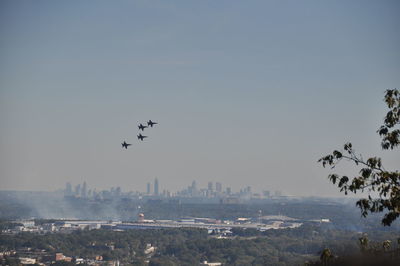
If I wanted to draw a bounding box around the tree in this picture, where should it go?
[359,235,369,253]
[382,240,391,252]
[320,248,334,266]
[319,89,400,226]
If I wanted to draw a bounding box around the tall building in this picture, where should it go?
[226,187,231,195]
[65,182,72,196]
[191,180,197,197]
[154,178,159,196]
[246,186,252,195]
[208,182,213,192]
[147,182,151,195]
[75,184,81,196]
[115,186,121,196]
[216,182,222,193]
[81,182,87,198]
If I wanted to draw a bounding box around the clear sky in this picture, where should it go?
[0,0,399,196]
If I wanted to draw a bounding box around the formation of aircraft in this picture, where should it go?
[121,120,157,149]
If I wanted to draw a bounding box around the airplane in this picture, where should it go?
[137,134,147,141]
[138,123,148,131]
[147,120,158,127]
[121,141,132,149]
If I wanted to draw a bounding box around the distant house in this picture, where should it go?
[201,261,222,266]
[55,253,72,262]
[144,243,156,255]
[19,257,36,265]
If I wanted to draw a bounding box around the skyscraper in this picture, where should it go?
[154,178,159,196]
[246,186,252,195]
[216,182,222,193]
[191,180,197,197]
[263,190,270,198]
[208,181,213,192]
[65,182,72,196]
[81,181,87,198]
[147,182,151,195]
[75,184,81,196]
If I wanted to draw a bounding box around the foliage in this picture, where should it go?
[1,225,399,266]
[319,89,400,226]
[359,235,369,253]
[378,89,400,150]
[2,256,20,266]
[310,235,400,266]
[320,248,333,266]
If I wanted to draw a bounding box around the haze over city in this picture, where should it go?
[1,0,399,196]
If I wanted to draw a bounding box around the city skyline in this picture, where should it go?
[62,179,282,198]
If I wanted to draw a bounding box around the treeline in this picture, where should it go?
[1,224,399,265]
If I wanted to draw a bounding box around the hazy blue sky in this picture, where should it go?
[1,0,399,196]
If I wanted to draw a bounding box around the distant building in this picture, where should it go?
[246,186,252,194]
[191,180,198,196]
[75,184,81,196]
[65,182,72,196]
[20,220,35,227]
[55,253,72,262]
[236,217,251,224]
[201,261,222,265]
[208,182,213,191]
[81,181,87,198]
[154,178,159,196]
[147,183,151,195]
[42,223,56,232]
[220,197,240,204]
[19,258,36,265]
[138,213,145,222]
[115,186,121,197]
[144,243,156,255]
[216,182,222,193]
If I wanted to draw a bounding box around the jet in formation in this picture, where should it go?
[147,120,158,127]
[137,133,147,141]
[138,123,148,131]
[121,141,132,149]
